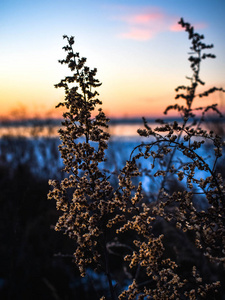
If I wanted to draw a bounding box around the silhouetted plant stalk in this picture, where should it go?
[155,17,225,201]
[49,19,225,299]
[47,35,117,300]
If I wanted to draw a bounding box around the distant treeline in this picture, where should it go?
[0,115,224,127]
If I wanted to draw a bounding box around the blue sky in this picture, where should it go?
[0,0,225,119]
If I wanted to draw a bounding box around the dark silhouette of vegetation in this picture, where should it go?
[48,18,225,299]
[0,137,111,299]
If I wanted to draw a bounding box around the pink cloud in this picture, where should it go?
[170,23,183,32]
[116,11,168,41]
[122,12,164,25]
[112,7,208,41]
[119,28,154,41]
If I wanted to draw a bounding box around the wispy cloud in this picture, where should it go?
[120,12,164,25]
[111,7,207,41]
[120,28,155,41]
[169,22,184,32]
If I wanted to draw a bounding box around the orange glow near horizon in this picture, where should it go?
[1,90,224,121]
[1,2,225,122]
[0,99,167,121]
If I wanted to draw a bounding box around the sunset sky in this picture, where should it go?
[1,0,225,120]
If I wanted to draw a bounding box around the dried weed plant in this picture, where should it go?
[48,19,225,299]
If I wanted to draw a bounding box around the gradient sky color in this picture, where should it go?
[1,0,225,119]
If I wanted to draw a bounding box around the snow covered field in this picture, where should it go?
[0,134,218,198]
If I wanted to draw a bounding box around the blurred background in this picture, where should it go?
[1,0,225,299]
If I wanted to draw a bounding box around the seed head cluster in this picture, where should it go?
[48,19,225,299]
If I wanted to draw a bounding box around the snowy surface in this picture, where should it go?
[0,135,219,196]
